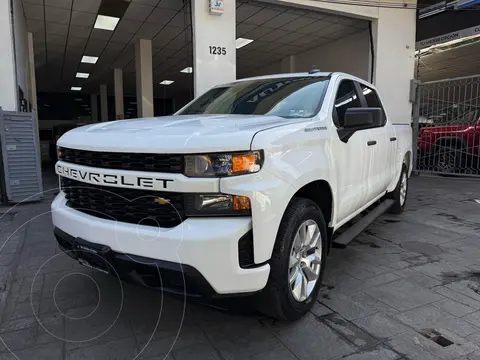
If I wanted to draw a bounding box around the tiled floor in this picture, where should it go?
[0,173,479,359]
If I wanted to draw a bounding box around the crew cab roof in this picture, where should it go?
[231,72,375,89]
[234,72,332,83]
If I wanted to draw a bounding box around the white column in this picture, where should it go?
[100,84,108,122]
[192,0,236,97]
[27,33,38,118]
[135,39,153,118]
[372,8,416,125]
[0,0,18,110]
[114,68,124,120]
[281,55,296,73]
[90,94,98,122]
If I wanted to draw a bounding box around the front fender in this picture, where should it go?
[221,124,337,264]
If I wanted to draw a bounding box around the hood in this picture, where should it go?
[57,114,296,153]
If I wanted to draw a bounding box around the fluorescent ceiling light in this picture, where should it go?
[76,72,90,79]
[160,80,174,85]
[94,15,120,31]
[236,38,254,49]
[180,67,193,74]
[71,87,82,91]
[81,55,98,64]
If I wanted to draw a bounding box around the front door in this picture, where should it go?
[331,79,370,224]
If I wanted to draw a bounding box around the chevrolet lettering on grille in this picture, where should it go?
[56,163,174,190]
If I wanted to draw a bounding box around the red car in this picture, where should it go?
[417,114,480,173]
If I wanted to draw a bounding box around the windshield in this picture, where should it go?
[179,76,330,118]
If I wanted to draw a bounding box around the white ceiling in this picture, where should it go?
[416,40,480,82]
[24,0,368,97]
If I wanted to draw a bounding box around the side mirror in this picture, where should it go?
[344,107,383,129]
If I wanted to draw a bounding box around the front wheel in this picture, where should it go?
[435,146,460,173]
[387,164,408,214]
[257,198,327,320]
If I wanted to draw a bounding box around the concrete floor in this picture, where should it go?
[0,173,479,359]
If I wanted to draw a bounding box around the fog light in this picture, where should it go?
[185,194,251,216]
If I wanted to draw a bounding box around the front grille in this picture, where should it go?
[59,148,184,173]
[61,178,185,228]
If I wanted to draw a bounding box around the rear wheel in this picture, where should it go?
[257,198,327,320]
[387,164,408,214]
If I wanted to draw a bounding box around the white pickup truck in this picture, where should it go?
[52,72,412,320]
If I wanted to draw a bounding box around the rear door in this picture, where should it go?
[331,79,370,223]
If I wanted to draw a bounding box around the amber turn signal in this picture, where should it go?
[233,195,251,211]
[232,153,261,174]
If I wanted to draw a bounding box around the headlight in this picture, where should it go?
[185,194,251,216]
[184,151,262,177]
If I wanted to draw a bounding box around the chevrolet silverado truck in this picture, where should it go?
[52,72,412,320]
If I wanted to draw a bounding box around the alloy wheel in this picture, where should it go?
[288,220,322,302]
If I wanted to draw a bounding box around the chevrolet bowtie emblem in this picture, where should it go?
[154,197,170,205]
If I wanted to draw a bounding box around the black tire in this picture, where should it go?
[387,164,408,214]
[257,197,327,320]
[435,145,460,174]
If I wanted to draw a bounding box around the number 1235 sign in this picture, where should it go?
[209,46,227,55]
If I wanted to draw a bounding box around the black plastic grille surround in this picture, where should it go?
[58,147,184,173]
[61,177,185,228]
[238,230,255,268]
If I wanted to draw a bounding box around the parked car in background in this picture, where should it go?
[417,107,480,173]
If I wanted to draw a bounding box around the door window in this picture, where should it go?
[333,80,361,127]
[359,84,387,125]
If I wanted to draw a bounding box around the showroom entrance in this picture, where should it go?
[235,1,371,83]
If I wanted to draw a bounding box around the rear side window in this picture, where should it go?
[333,80,361,127]
[359,84,386,124]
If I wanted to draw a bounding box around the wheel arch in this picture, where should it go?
[289,179,334,248]
[404,150,412,175]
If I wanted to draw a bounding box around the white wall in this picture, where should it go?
[250,30,371,81]
[192,0,236,97]
[0,0,18,111]
[13,0,29,103]
[0,0,29,111]
[372,8,416,124]
[294,31,370,80]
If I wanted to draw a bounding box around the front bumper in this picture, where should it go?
[54,227,220,297]
[51,192,270,295]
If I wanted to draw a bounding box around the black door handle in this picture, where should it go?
[367,140,377,146]
[390,137,397,141]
